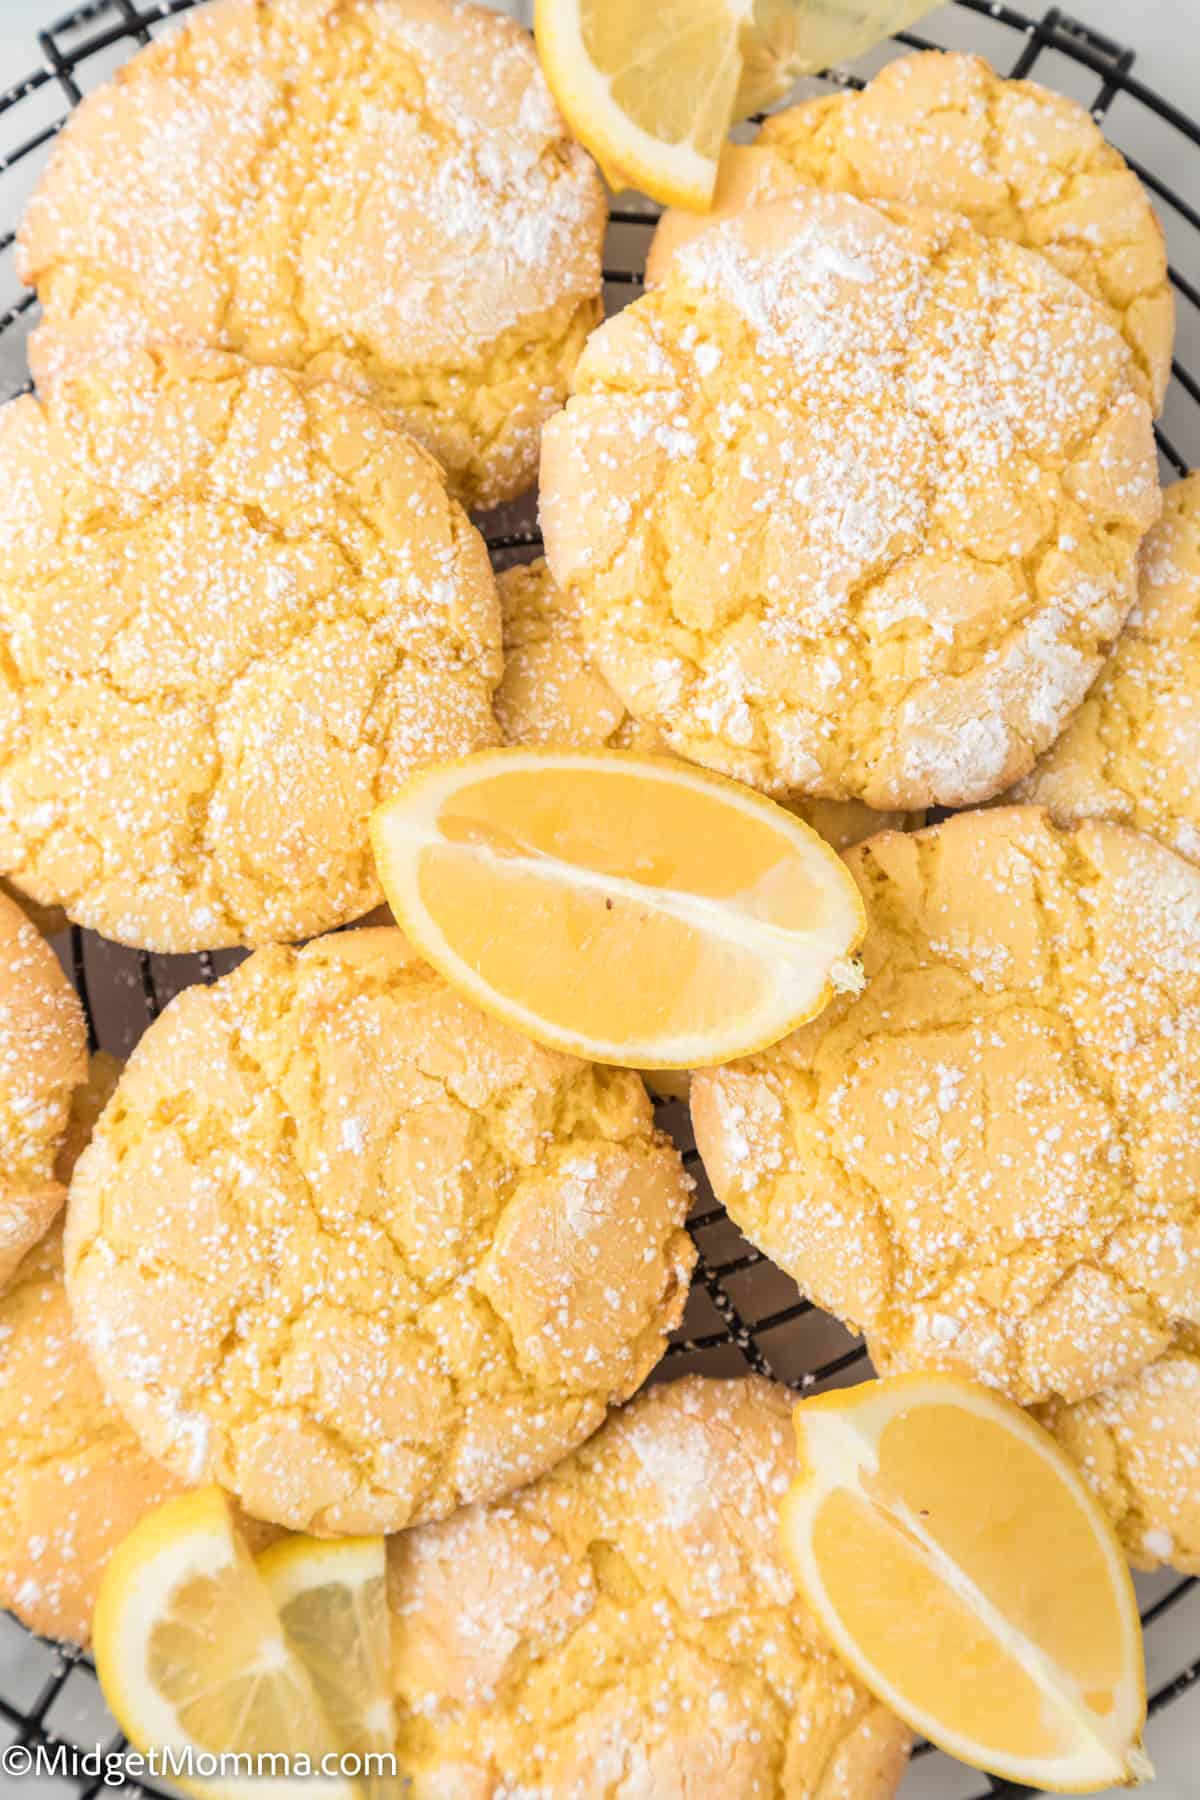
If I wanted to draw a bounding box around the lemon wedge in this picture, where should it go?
[780,1376,1152,1793]
[93,1488,353,1800]
[370,748,866,1069]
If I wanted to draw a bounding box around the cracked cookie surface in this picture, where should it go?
[0,343,501,952]
[1011,474,1200,860]
[64,929,695,1535]
[18,0,606,510]
[649,50,1173,413]
[1038,1334,1200,1577]
[692,808,1200,1406]
[389,1374,910,1798]
[496,557,914,851]
[0,1054,184,1645]
[541,191,1159,811]
[0,892,86,1293]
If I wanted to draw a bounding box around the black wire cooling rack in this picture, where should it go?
[0,4,1198,1797]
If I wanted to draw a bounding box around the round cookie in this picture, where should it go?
[648,50,1173,412]
[1037,1336,1200,1577]
[541,191,1160,811]
[0,1053,183,1645]
[389,1375,911,1797]
[65,929,696,1535]
[1010,474,1200,859]
[17,0,606,510]
[496,557,914,851]
[0,343,501,952]
[692,808,1200,1407]
[0,893,87,1294]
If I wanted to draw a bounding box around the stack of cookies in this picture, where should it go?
[0,2,1195,1794]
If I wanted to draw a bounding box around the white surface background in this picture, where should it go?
[0,2,1196,1797]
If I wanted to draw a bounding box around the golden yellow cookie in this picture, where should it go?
[65,929,695,1536]
[1038,1336,1200,1577]
[17,0,606,510]
[1010,474,1200,858]
[0,1053,184,1645]
[389,1374,911,1797]
[541,192,1159,811]
[649,50,1173,412]
[0,343,501,953]
[495,556,914,850]
[0,893,87,1294]
[692,808,1200,1407]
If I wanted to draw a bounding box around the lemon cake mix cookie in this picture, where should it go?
[648,50,1173,412]
[389,1375,910,1797]
[692,808,1200,1407]
[541,191,1160,811]
[1038,1336,1200,1577]
[18,0,606,510]
[0,344,501,953]
[0,893,87,1293]
[65,929,695,1535]
[496,557,914,850]
[1010,474,1200,858]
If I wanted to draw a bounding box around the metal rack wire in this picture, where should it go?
[0,4,1197,1797]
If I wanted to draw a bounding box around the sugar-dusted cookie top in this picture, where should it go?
[1039,1336,1200,1577]
[649,50,1173,412]
[1012,474,1200,858]
[542,192,1160,810]
[18,0,606,509]
[390,1374,910,1797]
[65,929,695,1535]
[0,893,87,1293]
[0,344,501,952]
[692,808,1200,1406]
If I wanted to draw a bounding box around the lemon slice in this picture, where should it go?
[780,1376,1152,1793]
[534,0,939,209]
[535,0,770,208]
[370,748,867,1069]
[93,1488,353,1800]
[258,1536,396,1800]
